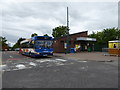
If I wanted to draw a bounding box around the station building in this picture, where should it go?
[53,31,96,53]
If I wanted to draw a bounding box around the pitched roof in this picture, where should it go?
[54,31,88,40]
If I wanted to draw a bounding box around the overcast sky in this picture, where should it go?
[0,0,118,46]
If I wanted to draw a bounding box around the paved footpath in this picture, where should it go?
[54,52,119,61]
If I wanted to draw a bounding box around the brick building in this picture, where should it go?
[53,31,96,53]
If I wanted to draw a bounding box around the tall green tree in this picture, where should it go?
[0,36,9,50]
[89,27,120,51]
[12,38,25,49]
[44,34,49,36]
[89,27,119,44]
[102,28,119,43]
[31,33,38,37]
[52,26,69,38]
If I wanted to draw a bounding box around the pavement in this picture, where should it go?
[54,52,119,61]
[1,51,119,88]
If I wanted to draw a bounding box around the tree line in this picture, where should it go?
[89,27,120,51]
[1,26,119,50]
[89,27,120,45]
[0,37,9,50]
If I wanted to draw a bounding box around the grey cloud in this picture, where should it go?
[26,25,52,35]
[1,2,118,45]
[118,1,120,29]
[2,31,20,43]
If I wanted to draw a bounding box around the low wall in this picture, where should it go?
[108,48,120,55]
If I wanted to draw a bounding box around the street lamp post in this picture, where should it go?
[66,7,70,53]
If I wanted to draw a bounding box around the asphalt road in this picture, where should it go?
[1,51,118,88]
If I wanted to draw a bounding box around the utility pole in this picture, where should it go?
[67,7,69,33]
[66,7,70,53]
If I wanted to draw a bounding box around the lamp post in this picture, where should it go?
[66,7,70,53]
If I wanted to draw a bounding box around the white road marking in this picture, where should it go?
[9,55,13,58]
[36,59,57,63]
[56,63,64,66]
[78,61,87,63]
[12,69,19,71]
[55,59,67,62]
[81,67,85,69]
[0,65,7,71]
[3,58,68,71]
[29,62,36,66]
[16,64,26,69]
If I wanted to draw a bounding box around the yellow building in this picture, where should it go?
[108,40,120,48]
[108,40,120,55]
